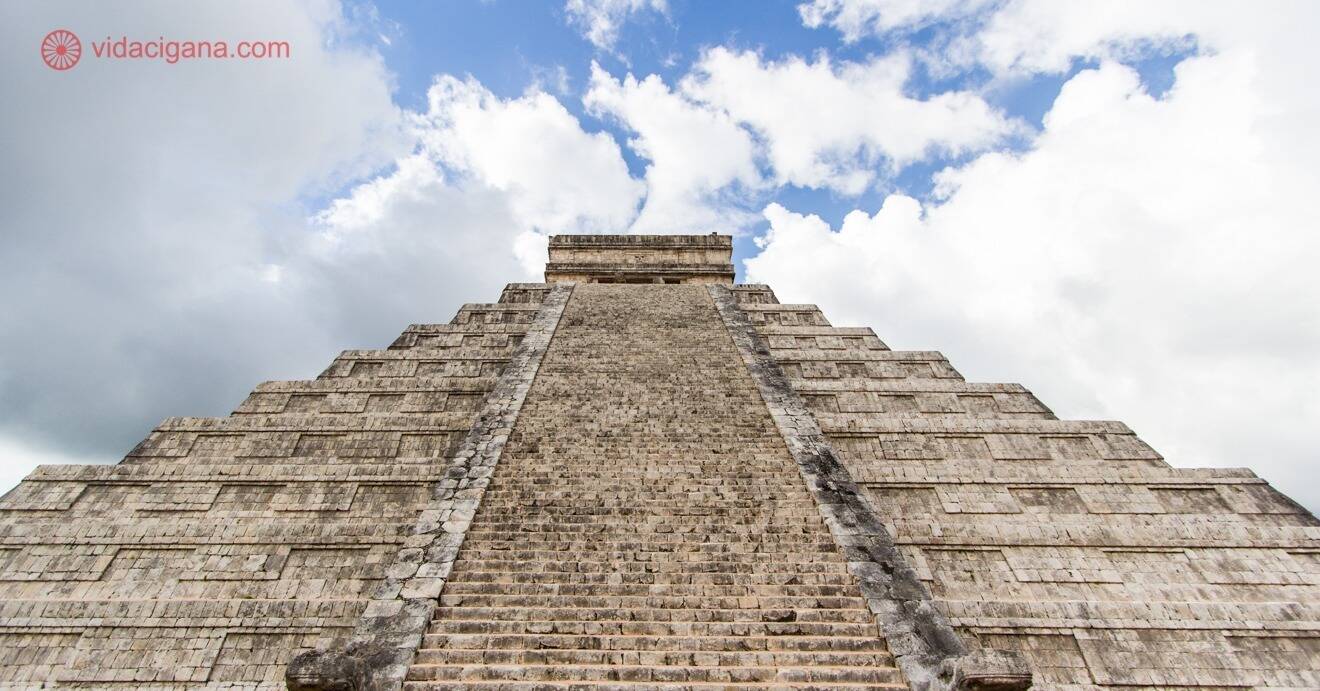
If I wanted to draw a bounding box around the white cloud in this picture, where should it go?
[798,0,993,43]
[313,74,645,283]
[529,64,573,96]
[585,63,761,233]
[796,0,1220,79]
[564,0,667,51]
[747,28,1320,514]
[967,2,1200,76]
[582,48,1020,226]
[300,166,534,340]
[413,75,644,247]
[313,154,445,240]
[683,48,1020,194]
[308,66,668,304]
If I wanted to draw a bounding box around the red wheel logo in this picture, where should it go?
[41,29,81,71]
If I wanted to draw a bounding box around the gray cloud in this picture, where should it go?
[0,2,430,486]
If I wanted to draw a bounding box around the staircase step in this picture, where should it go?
[405,662,906,684]
[447,572,859,586]
[432,605,875,624]
[441,583,862,598]
[437,594,869,610]
[418,632,891,653]
[423,620,881,637]
[414,648,892,666]
[446,561,852,575]
[404,681,907,690]
[459,535,839,546]
[448,552,844,562]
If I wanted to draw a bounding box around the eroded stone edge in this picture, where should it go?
[287,283,575,691]
[707,284,1032,691]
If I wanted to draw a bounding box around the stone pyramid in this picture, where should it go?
[0,234,1316,689]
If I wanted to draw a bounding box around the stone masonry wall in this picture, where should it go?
[732,283,1320,688]
[0,283,561,688]
[1,245,1315,690]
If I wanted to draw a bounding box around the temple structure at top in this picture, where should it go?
[544,233,735,284]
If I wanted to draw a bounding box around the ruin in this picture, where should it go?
[0,234,1316,689]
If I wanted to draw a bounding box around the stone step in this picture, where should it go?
[489,454,790,461]
[438,594,868,610]
[480,489,816,499]
[456,523,832,533]
[455,541,842,554]
[466,517,825,526]
[404,662,906,684]
[485,475,808,482]
[432,605,875,624]
[503,429,780,435]
[447,572,859,587]
[404,681,906,690]
[478,494,814,505]
[484,468,795,475]
[446,560,852,575]
[473,500,820,510]
[464,512,829,521]
[452,550,834,564]
[454,551,845,563]
[507,430,784,436]
[489,459,791,465]
[480,487,812,495]
[423,620,881,638]
[418,632,891,653]
[412,648,895,667]
[463,522,829,533]
[490,468,807,476]
[457,535,833,545]
[459,516,832,526]
[441,583,861,598]
[481,479,811,487]
[500,430,780,438]
[458,533,831,543]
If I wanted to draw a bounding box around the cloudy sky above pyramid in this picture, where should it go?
[1,1,1317,511]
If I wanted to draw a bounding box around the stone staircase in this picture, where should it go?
[405,283,907,689]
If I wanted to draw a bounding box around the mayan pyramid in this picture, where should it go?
[0,233,1316,690]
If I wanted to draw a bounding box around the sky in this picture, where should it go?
[1,0,1317,511]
